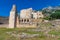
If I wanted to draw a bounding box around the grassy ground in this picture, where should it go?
[0,28,60,40]
[0,22,60,40]
[0,28,43,40]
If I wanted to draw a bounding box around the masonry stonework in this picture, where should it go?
[9,5,17,28]
[9,5,44,28]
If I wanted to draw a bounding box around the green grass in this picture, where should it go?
[0,28,44,40]
[0,28,59,40]
[48,30,60,35]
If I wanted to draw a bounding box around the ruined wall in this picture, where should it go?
[9,5,17,28]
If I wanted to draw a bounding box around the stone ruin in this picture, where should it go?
[9,4,44,28]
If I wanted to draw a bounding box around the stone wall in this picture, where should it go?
[17,24,37,28]
[20,8,32,19]
[9,5,17,28]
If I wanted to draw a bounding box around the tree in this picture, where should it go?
[50,12,60,19]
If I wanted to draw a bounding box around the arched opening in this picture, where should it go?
[24,19,26,22]
[27,19,29,22]
[22,19,23,22]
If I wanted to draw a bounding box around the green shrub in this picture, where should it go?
[50,13,60,19]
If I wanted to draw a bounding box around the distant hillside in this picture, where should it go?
[0,16,9,24]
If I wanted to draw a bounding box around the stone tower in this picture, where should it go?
[9,5,17,28]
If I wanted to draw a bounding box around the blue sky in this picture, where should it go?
[0,0,60,17]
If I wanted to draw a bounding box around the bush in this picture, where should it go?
[43,16,52,20]
[50,13,60,19]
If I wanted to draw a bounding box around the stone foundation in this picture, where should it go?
[17,24,37,28]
